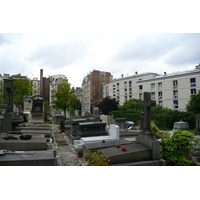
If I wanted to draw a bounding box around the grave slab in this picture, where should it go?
[16,126,51,131]
[99,143,152,164]
[83,139,132,151]
[21,129,52,138]
[0,137,47,151]
[0,150,56,166]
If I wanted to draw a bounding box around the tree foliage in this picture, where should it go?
[0,81,7,108]
[52,82,75,118]
[160,130,199,166]
[109,99,142,125]
[186,90,200,114]
[13,79,33,111]
[151,105,196,130]
[98,96,119,115]
[44,99,51,122]
[70,90,82,115]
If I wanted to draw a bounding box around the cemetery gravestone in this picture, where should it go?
[31,95,44,123]
[3,78,23,133]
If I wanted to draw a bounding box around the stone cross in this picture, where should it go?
[140,92,156,133]
[5,77,15,113]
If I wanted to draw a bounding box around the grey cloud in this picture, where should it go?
[0,33,25,46]
[164,33,200,66]
[112,33,198,64]
[26,35,99,69]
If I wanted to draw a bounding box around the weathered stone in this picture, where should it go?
[100,143,152,164]
[0,150,56,166]
[77,122,108,137]
[0,137,47,151]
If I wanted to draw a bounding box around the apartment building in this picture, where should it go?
[32,77,40,96]
[103,72,159,105]
[81,70,113,115]
[103,64,200,112]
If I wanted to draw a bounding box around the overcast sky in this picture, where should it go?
[0,33,199,88]
[0,1,200,88]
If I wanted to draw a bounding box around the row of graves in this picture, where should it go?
[69,93,200,166]
[0,78,56,166]
[69,92,166,166]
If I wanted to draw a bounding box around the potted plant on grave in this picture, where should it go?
[75,148,84,158]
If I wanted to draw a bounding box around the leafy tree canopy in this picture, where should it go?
[52,82,75,118]
[151,105,196,130]
[186,90,200,114]
[98,96,119,115]
[109,99,142,124]
[13,79,33,111]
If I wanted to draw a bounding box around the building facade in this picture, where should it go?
[103,65,200,112]
[103,72,159,105]
[32,77,40,96]
[81,70,113,115]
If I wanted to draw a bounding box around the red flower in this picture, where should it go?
[121,146,127,151]
[116,144,121,148]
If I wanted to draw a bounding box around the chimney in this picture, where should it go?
[164,72,167,76]
[135,71,138,75]
[121,74,124,78]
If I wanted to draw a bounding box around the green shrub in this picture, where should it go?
[160,130,199,166]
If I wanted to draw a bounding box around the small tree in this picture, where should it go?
[13,79,33,112]
[70,95,82,116]
[160,130,199,166]
[186,90,200,114]
[52,82,75,119]
[98,96,119,115]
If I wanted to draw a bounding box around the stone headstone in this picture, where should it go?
[30,95,44,123]
[92,107,100,122]
[140,92,156,133]
[3,78,23,133]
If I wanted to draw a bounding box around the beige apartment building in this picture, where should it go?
[103,64,200,112]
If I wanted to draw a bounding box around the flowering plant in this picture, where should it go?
[74,148,83,153]
[116,144,121,148]
[121,146,127,151]
[86,150,110,166]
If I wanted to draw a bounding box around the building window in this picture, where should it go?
[139,93,142,100]
[158,92,162,99]
[173,90,178,99]
[129,95,132,99]
[151,83,155,91]
[139,85,143,93]
[129,81,132,87]
[158,101,163,106]
[158,82,162,91]
[117,83,120,90]
[191,89,196,95]
[129,88,132,95]
[125,96,127,101]
[151,92,155,100]
[173,100,178,109]
[124,88,127,95]
[173,80,178,89]
[190,78,196,87]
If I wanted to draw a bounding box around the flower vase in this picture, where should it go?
[78,152,83,158]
